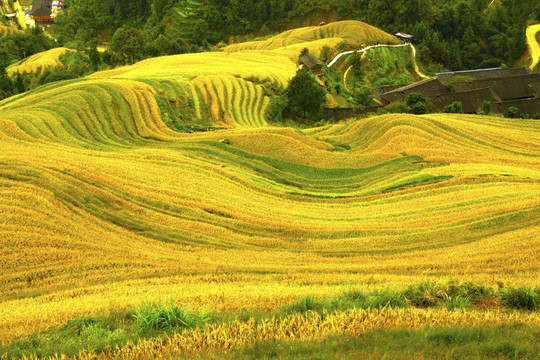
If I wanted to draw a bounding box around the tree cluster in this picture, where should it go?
[49,0,540,72]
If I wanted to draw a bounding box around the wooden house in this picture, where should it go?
[299,54,325,75]
[31,0,53,25]
[376,67,539,114]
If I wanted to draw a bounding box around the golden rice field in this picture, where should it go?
[6,47,75,77]
[0,21,539,359]
[223,20,399,60]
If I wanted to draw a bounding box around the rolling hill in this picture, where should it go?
[0,20,539,359]
[223,20,399,60]
[6,47,75,76]
[0,24,19,39]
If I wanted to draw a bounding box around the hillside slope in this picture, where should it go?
[0,25,19,39]
[526,23,540,69]
[0,21,539,357]
[223,20,399,60]
[6,47,75,76]
[1,100,539,343]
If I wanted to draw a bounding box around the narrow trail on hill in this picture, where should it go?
[339,44,427,92]
[526,24,540,69]
[329,43,428,80]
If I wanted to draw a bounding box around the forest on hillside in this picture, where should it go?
[52,0,539,69]
[1,0,539,100]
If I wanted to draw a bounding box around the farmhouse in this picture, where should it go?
[4,13,17,21]
[379,78,447,105]
[376,67,539,115]
[31,0,53,25]
[299,54,325,75]
[436,67,532,85]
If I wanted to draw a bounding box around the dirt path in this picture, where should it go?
[526,24,540,69]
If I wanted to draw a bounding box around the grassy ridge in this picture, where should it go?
[0,25,19,39]
[6,48,75,76]
[223,20,399,60]
[2,281,539,358]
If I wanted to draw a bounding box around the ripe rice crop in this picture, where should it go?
[0,22,538,358]
[224,20,399,60]
[6,47,75,76]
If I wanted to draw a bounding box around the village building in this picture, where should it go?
[395,33,413,43]
[375,67,539,115]
[450,74,540,100]
[31,0,53,25]
[436,67,532,85]
[379,78,447,105]
[299,54,325,75]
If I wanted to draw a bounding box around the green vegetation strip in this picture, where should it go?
[202,324,540,360]
[2,281,538,358]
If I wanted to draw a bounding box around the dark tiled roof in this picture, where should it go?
[495,98,540,116]
[300,54,324,69]
[31,0,52,16]
[436,67,532,85]
[452,74,540,100]
[380,78,447,103]
[370,84,406,101]
[428,88,501,113]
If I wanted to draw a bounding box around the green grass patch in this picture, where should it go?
[3,281,538,358]
[133,300,211,335]
[204,323,540,360]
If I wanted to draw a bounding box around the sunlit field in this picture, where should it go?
[0,20,538,360]
[6,47,75,76]
[223,20,399,60]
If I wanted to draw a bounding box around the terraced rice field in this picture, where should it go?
[6,47,75,76]
[0,25,19,39]
[224,20,399,60]
[0,22,539,359]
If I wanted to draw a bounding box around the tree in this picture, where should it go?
[285,69,327,121]
[507,106,518,118]
[353,86,374,108]
[109,28,127,64]
[349,50,364,94]
[86,47,102,71]
[482,100,491,115]
[193,19,210,46]
[124,28,146,64]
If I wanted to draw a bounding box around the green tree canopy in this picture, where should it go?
[285,69,327,122]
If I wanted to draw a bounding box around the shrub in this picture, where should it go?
[482,100,491,115]
[405,92,430,114]
[507,106,518,118]
[534,113,540,119]
[385,101,407,113]
[444,101,463,113]
[353,86,374,107]
[501,286,539,311]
